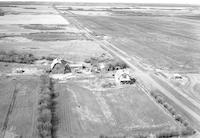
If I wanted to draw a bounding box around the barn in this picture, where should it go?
[50,58,71,74]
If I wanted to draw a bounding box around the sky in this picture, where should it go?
[1,0,200,5]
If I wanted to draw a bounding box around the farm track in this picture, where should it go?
[58,85,73,136]
[64,88,72,134]
[30,86,39,138]
[1,80,17,138]
[53,5,200,132]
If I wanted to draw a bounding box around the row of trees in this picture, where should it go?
[150,91,196,137]
[0,50,55,64]
[99,91,196,138]
[37,75,57,138]
[100,126,195,138]
[84,54,128,71]
[0,51,37,64]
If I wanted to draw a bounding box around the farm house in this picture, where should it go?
[115,69,135,84]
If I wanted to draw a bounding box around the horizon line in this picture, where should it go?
[0,0,199,6]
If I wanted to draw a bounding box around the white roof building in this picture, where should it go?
[115,69,131,84]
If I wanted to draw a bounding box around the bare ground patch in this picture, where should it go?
[0,15,69,24]
[23,32,87,41]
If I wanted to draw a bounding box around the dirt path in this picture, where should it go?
[53,6,200,132]
[1,80,17,138]
[30,83,39,138]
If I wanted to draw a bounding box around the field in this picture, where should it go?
[56,81,180,137]
[0,2,200,138]
[69,13,200,72]
[0,75,40,138]
[0,4,107,61]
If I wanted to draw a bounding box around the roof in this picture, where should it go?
[115,69,131,82]
[51,58,62,70]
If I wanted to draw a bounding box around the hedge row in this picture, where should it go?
[156,127,195,138]
[37,75,55,138]
[150,91,196,137]
[99,91,196,138]
[100,127,196,138]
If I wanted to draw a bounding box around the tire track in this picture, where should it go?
[65,88,72,134]
[1,81,17,138]
[30,85,39,138]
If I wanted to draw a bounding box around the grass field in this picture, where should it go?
[0,75,40,138]
[55,81,181,137]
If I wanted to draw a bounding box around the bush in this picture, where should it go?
[101,82,116,88]
[39,94,52,104]
[181,127,196,136]
[183,121,189,127]
[38,129,51,138]
[38,98,52,109]
[134,135,148,138]
[37,122,50,131]
[37,109,52,123]
[38,103,49,112]
[175,114,182,122]
[37,121,52,131]
[163,102,169,108]
[155,95,164,104]
[114,60,128,69]
[0,9,4,16]
[168,107,176,116]
[84,53,111,64]
[106,60,128,71]
[40,56,55,61]
[150,91,157,97]
[84,58,91,63]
